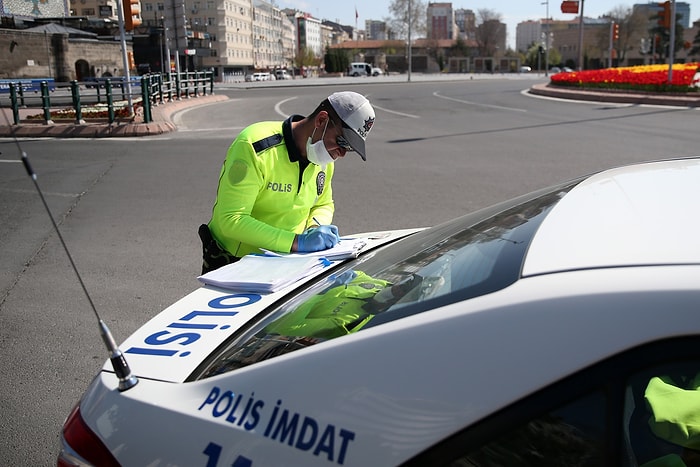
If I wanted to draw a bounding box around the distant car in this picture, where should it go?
[275,70,291,80]
[59,159,700,467]
[520,65,532,73]
[549,66,562,74]
[348,62,372,77]
[562,66,574,72]
[371,67,384,76]
[252,72,271,81]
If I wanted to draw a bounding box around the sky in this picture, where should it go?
[276,0,700,49]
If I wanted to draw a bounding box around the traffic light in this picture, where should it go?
[613,23,619,41]
[122,0,142,31]
[657,1,671,29]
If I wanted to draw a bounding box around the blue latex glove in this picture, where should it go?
[297,225,340,252]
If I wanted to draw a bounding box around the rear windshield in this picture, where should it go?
[192,181,577,380]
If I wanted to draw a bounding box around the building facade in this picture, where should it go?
[365,19,387,40]
[427,2,457,40]
[454,8,476,41]
[516,20,542,53]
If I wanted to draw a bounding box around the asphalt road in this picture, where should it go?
[1,76,698,466]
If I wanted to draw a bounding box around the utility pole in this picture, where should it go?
[408,0,412,82]
[668,0,676,82]
[542,0,549,76]
[608,21,614,68]
[114,0,134,116]
[577,0,585,70]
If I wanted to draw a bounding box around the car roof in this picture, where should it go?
[522,158,700,276]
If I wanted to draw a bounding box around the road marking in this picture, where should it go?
[275,97,297,118]
[0,159,22,163]
[369,102,419,118]
[3,187,79,197]
[433,91,528,112]
[172,99,236,129]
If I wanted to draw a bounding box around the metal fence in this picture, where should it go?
[3,71,214,126]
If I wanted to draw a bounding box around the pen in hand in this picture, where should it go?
[312,217,340,244]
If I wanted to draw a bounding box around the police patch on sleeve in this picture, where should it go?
[228,159,248,185]
[316,171,326,196]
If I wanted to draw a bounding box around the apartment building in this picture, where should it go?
[427,2,458,40]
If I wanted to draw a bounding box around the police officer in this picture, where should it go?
[200,91,376,274]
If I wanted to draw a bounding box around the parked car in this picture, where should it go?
[275,70,291,80]
[59,158,700,467]
[519,65,532,73]
[348,62,372,77]
[252,72,271,81]
[549,66,562,74]
[371,67,384,76]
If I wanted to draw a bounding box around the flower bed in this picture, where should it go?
[26,100,142,121]
[550,63,700,93]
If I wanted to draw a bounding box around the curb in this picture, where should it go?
[528,82,700,107]
[0,94,229,138]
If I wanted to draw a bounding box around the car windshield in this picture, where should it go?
[192,181,578,380]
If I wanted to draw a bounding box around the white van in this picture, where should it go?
[275,70,290,80]
[252,72,271,81]
[348,62,372,77]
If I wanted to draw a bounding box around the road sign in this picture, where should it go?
[561,1,579,14]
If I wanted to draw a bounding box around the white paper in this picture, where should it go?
[197,255,330,293]
[261,237,367,261]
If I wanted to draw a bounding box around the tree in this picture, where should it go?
[324,49,349,73]
[450,36,473,57]
[526,43,560,70]
[599,6,650,64]
[387,0,426,40]
[295,47,321,75]
[475,9,504,57]
[688,25,700,57]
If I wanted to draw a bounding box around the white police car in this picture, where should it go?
[58,158,700,467]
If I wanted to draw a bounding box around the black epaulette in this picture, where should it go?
[252,134,283,153]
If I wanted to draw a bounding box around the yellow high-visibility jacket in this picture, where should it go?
[209,115,335,257]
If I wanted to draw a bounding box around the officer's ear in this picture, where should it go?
[314,110,330,129]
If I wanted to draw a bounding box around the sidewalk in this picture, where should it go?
[0,93,228,138]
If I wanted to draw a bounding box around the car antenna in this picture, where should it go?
[4,107,138,392]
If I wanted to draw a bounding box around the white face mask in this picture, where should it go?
[306,120,334,167]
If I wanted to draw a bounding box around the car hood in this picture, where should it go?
[104,229,421,383]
